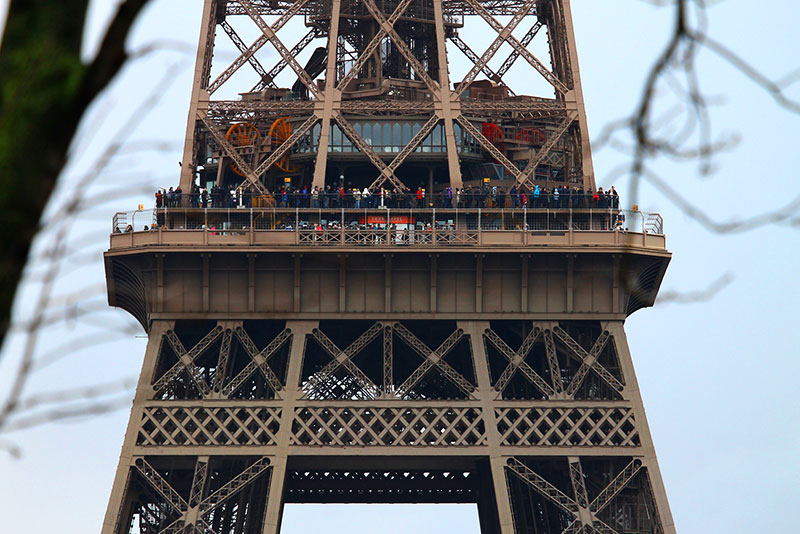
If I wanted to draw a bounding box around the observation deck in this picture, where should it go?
[105,207,670,330]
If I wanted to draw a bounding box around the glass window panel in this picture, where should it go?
[383,123,392,152]
[373,122,382,148]
[393,123,402,152]
[363,123,372,146]
[313,123,321,150]
[331,123,342,152]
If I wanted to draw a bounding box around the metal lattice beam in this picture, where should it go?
[551,327,624,397]
[459,0,569,94]
[483,328,554,398]
[452,0,534,98]
[237,0,321,99]
[393,323,474,398]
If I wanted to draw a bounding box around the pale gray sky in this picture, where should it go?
[0,1,798,533]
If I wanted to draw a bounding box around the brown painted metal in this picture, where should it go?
[104,2,675,533]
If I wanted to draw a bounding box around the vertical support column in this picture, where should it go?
[179,0,217,193]
[384,253,392,312]
[606,321,676,534]
[262,321,318,534]
[432,0,463,189]
[202,253,210,312]
[248,253,256,313]
[556,0,595,188]
[312,0,343,189]
[102,321,173,534]
[293,254,301,313]
[475,254,483,313]
[339,254,347,312]
[156,254,165,312]
[520,255,529,312]
[460,321,515,534]
[612,255,620,314]
[430,254,438,313]
[566,254,574,313]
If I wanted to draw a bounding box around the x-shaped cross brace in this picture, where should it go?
[459,0,569,95]
[220,327,292,398]
[551,326,624,398]
[483,327,555,398]
[303,323,383,399]
[360,0,440,96]
[452,1,536,99]
[207,0,311,95]
[506,457,645,534]
[152,326,224,398]
[134,456,272,534]
[237,0,321,99]
[392,323,474,398]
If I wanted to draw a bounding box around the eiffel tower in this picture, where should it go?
[103,1,676,532]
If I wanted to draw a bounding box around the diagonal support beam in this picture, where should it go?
[212,328,234,393]
[459,0,569,94]
[506,457,579,514]
[452,1,535,99]
[238,0,321,99]
[368,115,440,191]
[134,458,189,514]
[219,21,269,89]
[199,457,271,514]
[255,28,320,92]
[393,323,474,397]
[198,115,270,195]
[304,324,383,399]
[334,114,406,191]
[496,21,544,79]
[189,458,209,508]
[455,116,524,183]
[589,459,643,513]
[543,328,564,394]
[208,0,310,95]
[516,111,577,189]
[223,327,292,397]
[153,326,223,398]
[484,328,554,398]
[552,327,624,397]
[361,0,439,95]
[450,35,510,93]
[336,0,414,92]
[252,114,319,177]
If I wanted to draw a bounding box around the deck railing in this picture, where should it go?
[110,208,665,250]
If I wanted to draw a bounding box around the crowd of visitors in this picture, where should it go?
[154,183,620,210]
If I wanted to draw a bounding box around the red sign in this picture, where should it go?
[359,215,416,224]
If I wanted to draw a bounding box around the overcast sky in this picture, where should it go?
[0,1,798,533]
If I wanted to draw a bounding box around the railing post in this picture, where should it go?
[249,208,254,245]
[432,208,436,244]
[478,208,482,245]
[386,208,391,245]
[568,208,573,245]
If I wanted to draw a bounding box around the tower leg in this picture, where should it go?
[261,320,317,534]
[607,321,677,534]
[461,321,515,534]
[102,321,170,534]
[262,456,288,534]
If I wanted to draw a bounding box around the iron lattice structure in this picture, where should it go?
[103,1,676,533]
